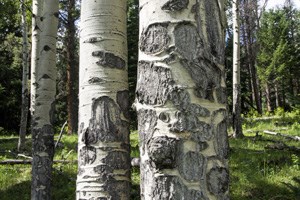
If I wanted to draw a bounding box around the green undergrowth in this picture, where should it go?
[0,117,299,199]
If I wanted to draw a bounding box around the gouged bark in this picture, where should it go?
[31,0,59,199]
[18,0,29,151]
[137,0,229,199]
[77,1,130,199]
[232,0,243,138]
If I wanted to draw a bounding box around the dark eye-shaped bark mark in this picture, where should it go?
[136,61,174,105]
[140,23,170,55]
[207,167,229,196]
[82,96,129,145]
[174,23,201,61]
[177,150,206,182]
[79,146,96,166]
[138,109,158,155]
[162,0,189,12]
[92,51,126,69]
[116,90,130,120]
[148,136,178,169]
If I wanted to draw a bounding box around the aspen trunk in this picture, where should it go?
[233,0,243,138]
[18,0,29,151]
[30,0,59,199]
[136,0,229,199]
[76,0,130,199]
[30,0,41,116]
[265,83,272,112]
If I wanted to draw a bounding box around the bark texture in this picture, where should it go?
[18,0,29,151]
[136,0,229,199]
[232,0,243,138]
[77,1,130,199]
[65,0,79,135]
[30,0,59,199]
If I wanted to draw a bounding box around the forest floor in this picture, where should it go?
[0,115,299,200]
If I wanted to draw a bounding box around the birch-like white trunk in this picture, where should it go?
[30,0,41,116]
[136,0,229,199]
[31,0,59,199]
[77,0,130,199]
[233,0,243,138]
[18,0,29,151]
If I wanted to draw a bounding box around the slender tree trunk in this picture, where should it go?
[241,20,254,107]
[137,0,229,199]
[65,0,78,135]
[18,0,29,151]
[76,0,130,199]
[31,1,59,199]
[242,0,262,114]
[265,83,272,112]
[275,81,280,108]
[233,0,243,138]
[30,0,41,116]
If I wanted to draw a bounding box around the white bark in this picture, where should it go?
[137,0,229,199]
[30,0,42,116]
[77,0,130,199]
[18,0,29,151]
[31,0,59,199]
[233,0,243,138]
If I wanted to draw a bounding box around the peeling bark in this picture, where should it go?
[137,0,229,199]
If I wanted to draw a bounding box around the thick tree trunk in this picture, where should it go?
[233,0,243,138]
[65,0,78,135]
[30,1,59,199]
[18,0,29,151]
[76,1,130,199]
[136,0,229,199]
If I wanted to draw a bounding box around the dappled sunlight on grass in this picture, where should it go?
[0,116,299,199]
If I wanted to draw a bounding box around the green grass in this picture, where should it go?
[0,134,77,200]
[0,118,299,199]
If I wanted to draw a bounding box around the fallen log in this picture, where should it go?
[0,159,77,165]
[265,142,300,152]
[263,130,300,142]
[0,157,142,167]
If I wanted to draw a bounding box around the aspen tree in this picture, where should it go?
[76,0,130,199]
[136,0,230,199]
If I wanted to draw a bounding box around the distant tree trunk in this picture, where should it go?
[31,0,59,199]
[275,81,281,108]
[76,0,130,199]
[65,0,78,135]
[18,0,29,151]
[265,83,272,112]
[136,0,229,199]
[241,0,262,114]
[241,20,254,107]
[233,0,243,138]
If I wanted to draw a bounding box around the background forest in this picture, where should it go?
[0,0,299,199]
